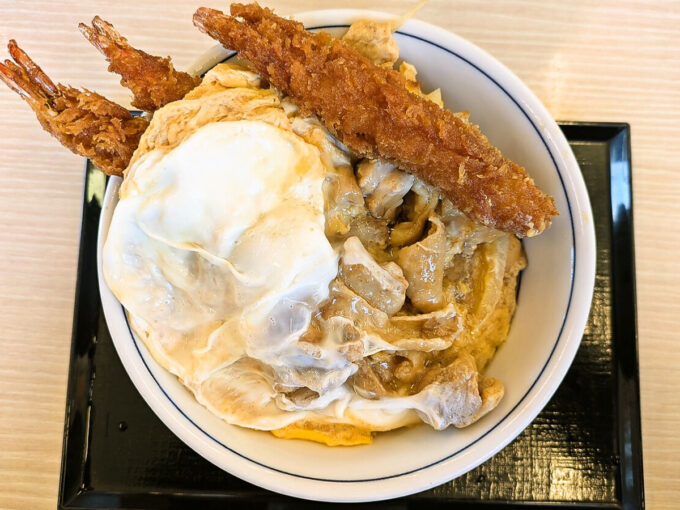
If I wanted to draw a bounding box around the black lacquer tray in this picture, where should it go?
[58,122,643,509]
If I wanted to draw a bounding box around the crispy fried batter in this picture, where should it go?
[193,4,558,237]
[79,16,200,112]
[0,40,148,176]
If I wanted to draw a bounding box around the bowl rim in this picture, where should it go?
[97,8,596,502]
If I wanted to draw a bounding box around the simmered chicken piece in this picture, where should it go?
[356,159,415,222]
[351,351,503,430]
[340,237,407,316]
[324,165,390,253]
[273,363,356,396]
[321,279,390,330]
[356,159,396,195]
[390,179,440,246]
[411,353,503,429]
[367,170,415,222]
[397,216,448,312]
[387,304,460,347]
[324,165,365,237]
[439,197,504,258]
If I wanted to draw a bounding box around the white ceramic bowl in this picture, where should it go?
[97,9,596,502]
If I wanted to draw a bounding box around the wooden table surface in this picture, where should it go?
[0,1,678,508]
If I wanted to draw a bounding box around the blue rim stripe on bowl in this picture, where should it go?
[122,24,576,483]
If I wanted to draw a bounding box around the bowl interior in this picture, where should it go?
[98,9,593,501]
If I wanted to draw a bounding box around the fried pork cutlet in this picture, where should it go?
[193,4,558,237]
[0,40,148,176]
[79,16,200,112]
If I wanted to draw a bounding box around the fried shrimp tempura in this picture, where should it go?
[193,4,558,237]
[79,16,200,112]
[0,40,148,176]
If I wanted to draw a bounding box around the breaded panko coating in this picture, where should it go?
[0,40,148,176]
[193,4,558,237]
[79,16,200,112]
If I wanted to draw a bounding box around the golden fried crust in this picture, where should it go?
[79,16,200,112]
[0,40,148,176]
[193,4,558,237]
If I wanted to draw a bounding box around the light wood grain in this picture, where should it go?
[0,1,678,508]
